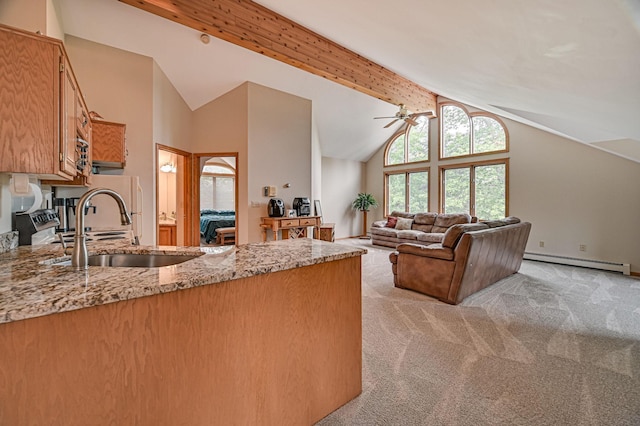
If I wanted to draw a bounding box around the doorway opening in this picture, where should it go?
[156,144,192,246]
[194,153,238,246]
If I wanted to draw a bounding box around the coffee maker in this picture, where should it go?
[54,197,70,232]
[268,198,285,217]
[54,197,96,232]
[293,197,311,216]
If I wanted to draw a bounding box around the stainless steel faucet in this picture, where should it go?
[71,188,132,270]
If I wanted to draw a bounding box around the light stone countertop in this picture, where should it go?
[0,239,366,324]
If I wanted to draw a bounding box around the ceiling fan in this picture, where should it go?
[374,104,432,128]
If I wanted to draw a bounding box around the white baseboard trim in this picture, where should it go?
[524,252,631,275]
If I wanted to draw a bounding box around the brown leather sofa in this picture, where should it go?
[389,217,531,304]
[371,211,475,248]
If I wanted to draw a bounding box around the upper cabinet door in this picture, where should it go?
[92,120,126,168]
[0,24,87,181]
[60,57,78,177]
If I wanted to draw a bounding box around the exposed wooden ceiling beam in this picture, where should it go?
[118,0,437,114]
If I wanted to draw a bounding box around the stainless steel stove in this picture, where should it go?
[51,229,134,245]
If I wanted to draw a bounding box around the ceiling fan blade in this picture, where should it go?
[374,116,396,120]
[384,119,399,128]
[404,117,419,126]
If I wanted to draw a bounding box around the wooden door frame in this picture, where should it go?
[192,152,239,245]
[156,144,194,246]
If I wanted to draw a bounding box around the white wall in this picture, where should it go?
[0,0,46,34]
[508,116,640,272]
[365,141,386,226]
[193,82,314,243]
[247,83,312,242]
[311,110,322,215]
[322,157,365,238]
[152,62,193,152]
[0,174,11,233]
[365,99,640,273]
[157,171,176,217]
[192,83,249,243]
[64,36,155,244]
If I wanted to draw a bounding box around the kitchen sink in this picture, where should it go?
[52,253,199,268]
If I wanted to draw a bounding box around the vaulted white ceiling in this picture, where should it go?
[57,0,640,163]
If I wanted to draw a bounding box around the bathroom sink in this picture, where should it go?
[52,253,199,268]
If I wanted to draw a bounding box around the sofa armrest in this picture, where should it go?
[397,243,454,261]
[372,220,387,228]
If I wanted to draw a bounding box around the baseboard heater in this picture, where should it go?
[524,252,631,276]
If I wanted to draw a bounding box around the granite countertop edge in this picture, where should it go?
[0,239,366,325]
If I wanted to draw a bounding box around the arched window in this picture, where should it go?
[383,113,431,215]
[386,134,405,166]
[440,102,508,159]
[384,113,430,166]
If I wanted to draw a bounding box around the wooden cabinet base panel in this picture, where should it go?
[0,257,362,425]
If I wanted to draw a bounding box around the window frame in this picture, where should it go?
[438,101,509,161]
[383,167,430,216]
[438,158,509,219]
[383,113,431,166]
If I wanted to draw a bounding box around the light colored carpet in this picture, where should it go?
[317,239,640,425]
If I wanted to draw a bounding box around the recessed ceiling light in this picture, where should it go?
[200,33,210,44]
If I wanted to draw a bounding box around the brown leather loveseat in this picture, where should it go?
[389,217,531,304]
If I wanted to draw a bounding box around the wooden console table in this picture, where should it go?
[261,216,321,241]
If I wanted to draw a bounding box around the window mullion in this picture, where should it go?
[469,117,474,155]
[404,134,409,163]
[405,172,410,211]
[470,166,476,217]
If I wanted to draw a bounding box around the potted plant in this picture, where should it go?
[352,193,378,238]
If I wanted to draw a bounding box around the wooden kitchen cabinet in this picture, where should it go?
[159,224,177,245]
[0,24,91,181]
[92,120,126,168]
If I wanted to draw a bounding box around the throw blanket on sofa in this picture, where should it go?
[200,210,235,243]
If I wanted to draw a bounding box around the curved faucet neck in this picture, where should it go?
[72,188,132,270]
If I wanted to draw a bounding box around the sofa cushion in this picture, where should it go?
[416,232,445,243]
[412,212,436,232]
[390,211,415,219]
[411,223,433,233]
[442,223,490,248]
[385,216,398,228]
[396,229,421,240]
[395,217,413,230]
[413,212,437,225]
[370,227,400,237]
[372,219,387,228]
[432,213,472,233]
[397,243,454,261]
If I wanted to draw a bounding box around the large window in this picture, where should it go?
[200,161,235,211]
[385,169,429,214]
[381,104,509,219]
[440,102,508,159]
[440,160,508,220]
[385,114,430,166]
[383,113,430,215]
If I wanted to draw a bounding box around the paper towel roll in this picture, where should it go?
[25,183,43,213]
[9,174,30,195]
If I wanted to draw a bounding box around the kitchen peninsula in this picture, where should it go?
[0,238,365,425]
